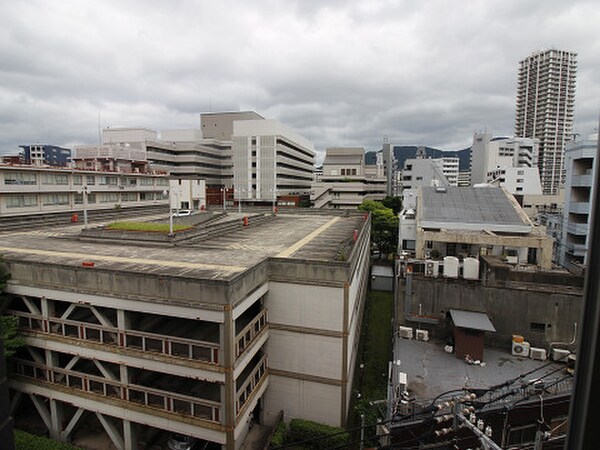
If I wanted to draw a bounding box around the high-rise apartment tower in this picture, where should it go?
[514,49,577,195]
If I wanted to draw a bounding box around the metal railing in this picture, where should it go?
[235,309,268,357]
[9,310,220,364]
[12,358,221,423]
[235,354,268,416]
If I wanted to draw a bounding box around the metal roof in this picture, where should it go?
[371,265,393,277]
[420,187,531,233]
[449,309,496,332]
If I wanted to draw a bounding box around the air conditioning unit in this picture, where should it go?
[416,330,429,342]
[529,347,547,361]
[399,326,413,339]
[551,348,570,363]
[512,341,530,357]
[425,261,435,277]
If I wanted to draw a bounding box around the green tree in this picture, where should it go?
[0,255,22,358]
[359,200,399,258]
[381,195,403,215]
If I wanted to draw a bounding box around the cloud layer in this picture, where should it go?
[1,0,598,159]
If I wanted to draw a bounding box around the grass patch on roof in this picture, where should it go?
[106,221,192,232]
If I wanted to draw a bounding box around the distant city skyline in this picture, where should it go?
[0,1,598,158]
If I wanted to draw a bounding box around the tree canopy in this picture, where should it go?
[359,200,399,257]
[0,255,22,358]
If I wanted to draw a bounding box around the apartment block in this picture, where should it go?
[514,49,577,195]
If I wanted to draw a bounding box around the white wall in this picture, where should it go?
[263,375,341,426]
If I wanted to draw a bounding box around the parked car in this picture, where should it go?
[167,433,208,450]
[171,209,192,217]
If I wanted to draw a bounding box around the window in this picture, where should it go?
[86,175,96,185]
[518,170,524,175]
[517,178,524,183]
[351,169,357,175]
[6,195,38,208]
[99,193,119,203]
[41,173,68,185]
[402,240,416,250]
[99,176,118,186]
[416,176,423,181]
[516,187,523,192]
[4,172,37,185]
[530,322,547,332]
[73,175,83,185]
[140,192,155,201]
[139,178,154,186]
[121,192,137,202]
[42,194,69,206]
[155,178,169,186]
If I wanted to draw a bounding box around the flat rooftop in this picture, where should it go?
[393,337,570,401]
[0,211,366,281]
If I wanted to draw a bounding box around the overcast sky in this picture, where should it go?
[1,0,598,160]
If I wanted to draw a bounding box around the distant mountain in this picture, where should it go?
[366,146,472,171]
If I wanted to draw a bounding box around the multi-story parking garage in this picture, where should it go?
[0,209,370,449]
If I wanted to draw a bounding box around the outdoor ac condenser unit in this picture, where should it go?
[529,347,547,361]
[512,341,530,357]
[398,326,413,339]
[416,329,429,342]
[551,348,570,363]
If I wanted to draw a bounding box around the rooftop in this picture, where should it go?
[419,187,532,233]
[0,210,366,282]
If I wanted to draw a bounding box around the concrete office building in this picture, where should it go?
[311,147,387,209]
[0,165,169,217]
[560,134,599,271]
[231,119,315,205]
[2,209,370,449]
[398,186,553,268]
[471,133,541,195]
[378,142,398,196]
[515,49,577,195]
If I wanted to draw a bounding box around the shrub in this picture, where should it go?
[14,430,82,450]
[270,420,287,447]
[287,418,350,449]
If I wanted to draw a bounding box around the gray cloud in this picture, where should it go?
[0,0,598,160]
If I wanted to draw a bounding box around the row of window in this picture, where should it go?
[4,172,168,187]
[4,192,166,208]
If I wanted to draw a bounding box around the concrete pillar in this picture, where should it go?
[123,420,136,450]
[222,305,235,450]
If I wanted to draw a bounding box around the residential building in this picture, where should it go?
[231,119,315,205]
[19,145,71,167]
[471,133,541,195]
[3,209,370,449]
[398,186,553,268]
[560,134,599,271]
[169,179,206,211]
[400,154,455,191]
[311,147,386,209]
[514,49,578,195]
[0,165,169,216]
[378,142,398,196]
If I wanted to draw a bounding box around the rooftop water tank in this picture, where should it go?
[463,257,480,280]
[443,256,459,278]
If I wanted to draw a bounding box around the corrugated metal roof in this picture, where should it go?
[450,309,496,332]
[420,187,531,233]
[372,265,393,277]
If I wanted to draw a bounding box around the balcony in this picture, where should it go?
[12,358,221,423]
[235,354,268,417]
[10,310,220,365]
[569,201,590,214]
[235,308,268,358]
[567,222,589,236]
[570,174,593,187]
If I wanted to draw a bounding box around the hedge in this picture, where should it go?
[270,420,287,447]
[287,418,351,449]
[14,430,82,450]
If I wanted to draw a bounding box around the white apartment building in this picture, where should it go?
[400,157,455,190]
[471,133,541,195]
[0,165,169,216]
[311,148,387,209]
[232,120,315,205]
[560,134,598,270]
[515,49,577,195]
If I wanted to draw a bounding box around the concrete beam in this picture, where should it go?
[9,391,22,414]
[29,394,52,434]
[60,407,85,441]
[96,412,124,450]
[90,306,114,328]
[60,303,77,320]
[93,360,118,381]
[21,296,41,315]
[26,347,45,364]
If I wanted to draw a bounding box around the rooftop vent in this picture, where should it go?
[435,187,447,193]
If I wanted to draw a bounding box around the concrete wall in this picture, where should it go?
[401,276,582,349]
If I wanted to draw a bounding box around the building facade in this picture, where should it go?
[2,210,370,449]
[19,145,72,167]
[311,148,387,209]
[232,120,315,205]
[560,134,599,271]
[514,49,577,195]
[0,165,169,216]
[400,157,455,191]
